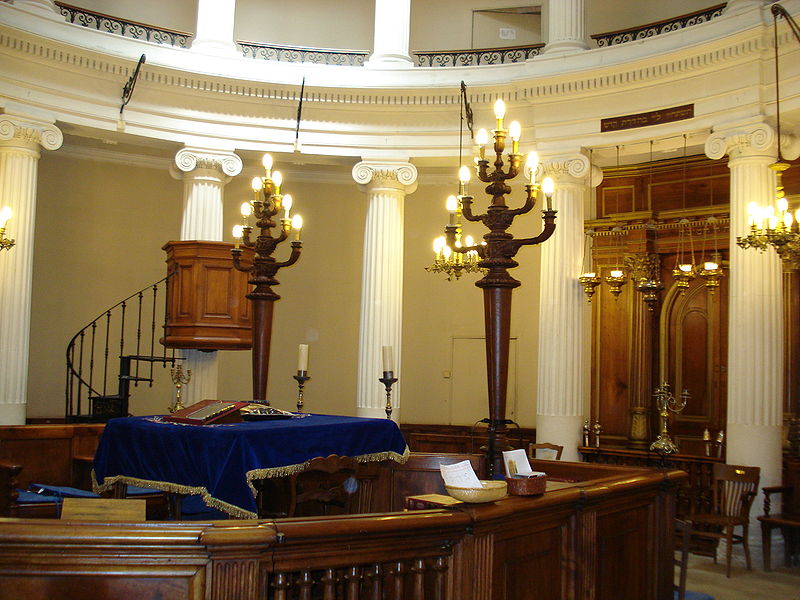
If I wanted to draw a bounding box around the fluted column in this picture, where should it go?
[353,160,417,419]
[0,112,63,424]
[536,153,600,460]
[365,0,413,68]
[191,0,238,56]
[10,0,63,20]
[705,122,783,492]
[543,0,589,55]
[171,146,243,405]
[723,0,767,15]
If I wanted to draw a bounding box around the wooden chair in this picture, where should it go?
[528,442,563,461]
[687,463,760,577]
[758,458,800,571]
[674,518,691,600]
[287,455,358,518]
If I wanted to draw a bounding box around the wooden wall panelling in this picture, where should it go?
[784,271,800,418]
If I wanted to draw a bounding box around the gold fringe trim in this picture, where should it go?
[244,446,410,500]
[92,446,409,520]
[92,468,257,519]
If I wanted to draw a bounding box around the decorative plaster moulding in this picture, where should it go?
[1,0,800,162]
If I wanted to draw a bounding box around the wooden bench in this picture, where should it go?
[758,457,800,571]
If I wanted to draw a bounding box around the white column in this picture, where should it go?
[0,112,62,424]
[365,0,413,69]
[171,146,243,405]
[705,122,783,493]
[535,153,600,461]
[352,160,417,420]
[543,0,589,55]
[723,0,767,15]
[10,0,63,20]
[191,0,239,57]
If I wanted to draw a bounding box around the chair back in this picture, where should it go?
[712,463,760,520]
[289,455,358,518]
[528,442,564,461]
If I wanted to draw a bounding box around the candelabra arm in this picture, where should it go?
[476,159,492,183]
[231,248,250,273]
[507,184,537,217]
[506,155,521,180]
[274,241,303,268]
[508,210,557,254]
[460,197,485,223]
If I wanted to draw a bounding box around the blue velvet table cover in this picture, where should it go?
[93,414,409,518]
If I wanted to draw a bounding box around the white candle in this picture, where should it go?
[297,344,309,372]
[382,346,393,373]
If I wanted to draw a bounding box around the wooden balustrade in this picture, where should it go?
[0,460,686,600]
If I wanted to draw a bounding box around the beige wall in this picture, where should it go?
[586,0,716,36]
[71,0,197,33]
[28,145,545,428]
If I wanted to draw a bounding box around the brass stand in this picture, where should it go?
[378,372,398,419]
[293,371,310,413]
[169,364,191,413]
[649,382,689,456]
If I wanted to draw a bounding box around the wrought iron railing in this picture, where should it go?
[54,1,191,48]
[238,40,369,66]
[591,3,727,48]
[414,44,544,67]
[65,273,175,422]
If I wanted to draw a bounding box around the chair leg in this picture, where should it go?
[762,522,772,572]
[742,523,752,571]
[725,525,734,578]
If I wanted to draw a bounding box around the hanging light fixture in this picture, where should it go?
[605,146,626,298]
[0,207,14,251]
[633,140,664,310]
[698,160,725,291]
[736,4,800,268]
[579,229,601,301]
[672,135,697,291]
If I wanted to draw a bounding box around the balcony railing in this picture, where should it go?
[414,44,544,67]
[591,3,726,48]
[238,41,368,66]
[55,1,191,47]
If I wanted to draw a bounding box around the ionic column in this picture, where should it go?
[723,0,767,15]
[171,146,243,405]
[10,0,63,20]
[0,111,63,424]
[365,0,413,68]
[705,122,784,492]
[536,154,600,460]
[543,0,589,55]
[191,0,238,56]
[353,160,417,419]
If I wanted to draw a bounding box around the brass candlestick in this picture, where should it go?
[169,363,191,413]
[293,370,310,413]
[378,371,398,419]
[649,382,689,456]
[583,420,590,446]
[592,421,602,448]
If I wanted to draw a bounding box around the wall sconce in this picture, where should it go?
[0,207,15,251]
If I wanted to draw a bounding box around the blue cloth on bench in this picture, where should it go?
[677,592,714,600]
[30,484,99,498]
[15,489,61,504]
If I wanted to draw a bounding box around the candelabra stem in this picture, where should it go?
[249,287,279,404]
[378,372,398,419]
[293,371,310,413]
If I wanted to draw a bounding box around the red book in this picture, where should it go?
[163,400,249,425]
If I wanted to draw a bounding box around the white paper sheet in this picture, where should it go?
[439,460,483,488]
[503,448,533,476]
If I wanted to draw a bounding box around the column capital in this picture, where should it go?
[171,147,243,180]
[705,122,775,161]
[0,114,63,151]
[352,160,418,194]
[539,152,602,187]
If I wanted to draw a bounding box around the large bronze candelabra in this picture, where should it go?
[232,154,303,403]
[441,99,557,475]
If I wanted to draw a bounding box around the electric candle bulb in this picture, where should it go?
[261,153,273,171]
[796,208,800,224]
[465,235,474,247]
[542,176,555,196]
[442,245,452,259]
[251,177,262,192]
[610,269,624,278]
[240,202,252,217]
[232,224,243,249]
[272,170,283,192]
[704,261,718,271]
[525,151,539,184]
[679,264,693,273]
[509,120,521,141]
[433,236,445,256]
[0,207,11,229]
[582,272,596,278]
[769,215,778,230]
[282,193,293,217]
[291,214,303,240]
[778,197,789,214]
[785,211,793,228]
[475,128,489,146]
[446,195,458,212]
[493,98,506,121]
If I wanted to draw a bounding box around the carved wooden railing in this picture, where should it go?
[54,1,191,47]
[591,3,727,47]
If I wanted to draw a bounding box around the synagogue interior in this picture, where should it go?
[0,1,799,599]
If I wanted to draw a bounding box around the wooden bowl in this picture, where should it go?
[445,480,507,503]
